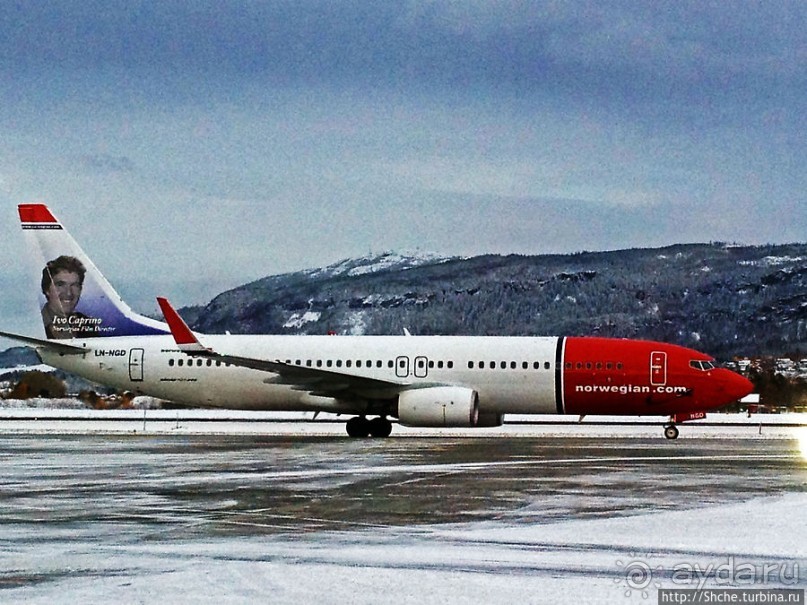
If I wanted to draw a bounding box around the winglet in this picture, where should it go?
[156,297,211,354]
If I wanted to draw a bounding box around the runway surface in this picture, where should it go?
[1,431,805,604]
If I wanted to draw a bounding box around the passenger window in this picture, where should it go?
[544,362,551,370]
[447,361,453,369]
[168,359,174,367]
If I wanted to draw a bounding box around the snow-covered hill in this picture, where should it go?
[305,251,454,279]
[189,243,807,358]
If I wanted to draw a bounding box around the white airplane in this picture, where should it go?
[1,204,753,439]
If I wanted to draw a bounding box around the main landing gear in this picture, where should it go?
[345,416,393,438]
[663,424,680,440]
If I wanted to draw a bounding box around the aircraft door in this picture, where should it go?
[650,351,667,386]
[414,356,429,378]
[395,356,410,378]
[129,348,144,382]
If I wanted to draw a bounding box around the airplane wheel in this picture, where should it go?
[664,425,679,440]
[346,416,370,438]
[368,417,393,438]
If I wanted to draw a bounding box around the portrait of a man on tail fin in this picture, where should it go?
[40,255,99,339]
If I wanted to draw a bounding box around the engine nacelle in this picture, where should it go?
[397,386,479,428]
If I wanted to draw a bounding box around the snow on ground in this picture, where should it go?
[5,494,804,604]
[282,311,322,329]
[739,256,806,267]
[345,310,367,335]
[0,422,803,604]
[0,404,804,439]
[0,363,55,375]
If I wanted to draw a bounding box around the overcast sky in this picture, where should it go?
[1,1,805,340]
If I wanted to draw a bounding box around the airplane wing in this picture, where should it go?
[0,331,87,355]
[156,297,406,400]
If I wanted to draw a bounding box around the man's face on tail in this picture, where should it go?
[45,270,82,316]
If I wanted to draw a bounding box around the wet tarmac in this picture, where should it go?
[1,434,805,603]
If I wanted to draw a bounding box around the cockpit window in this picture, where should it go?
[689,360,716,371]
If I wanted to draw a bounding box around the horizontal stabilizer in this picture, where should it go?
[0,330,87,355]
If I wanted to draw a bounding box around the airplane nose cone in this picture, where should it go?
[724,372,754,402]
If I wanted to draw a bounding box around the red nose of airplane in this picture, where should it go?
[720,370,754,404]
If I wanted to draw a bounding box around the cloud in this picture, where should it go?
[3,2,803,89]
[0,1,804,340]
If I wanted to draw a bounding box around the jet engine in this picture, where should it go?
[397,386,480,427]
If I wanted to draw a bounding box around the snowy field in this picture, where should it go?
[0,426,804,604]
[0,398,805,440]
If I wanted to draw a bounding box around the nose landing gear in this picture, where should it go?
[664,411,706,439]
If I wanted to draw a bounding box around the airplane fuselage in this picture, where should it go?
[42,334,747,421]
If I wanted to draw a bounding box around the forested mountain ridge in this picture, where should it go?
[187,244,807,359]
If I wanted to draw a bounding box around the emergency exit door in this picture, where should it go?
[650,351,667,386]
[129,348,144,382]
